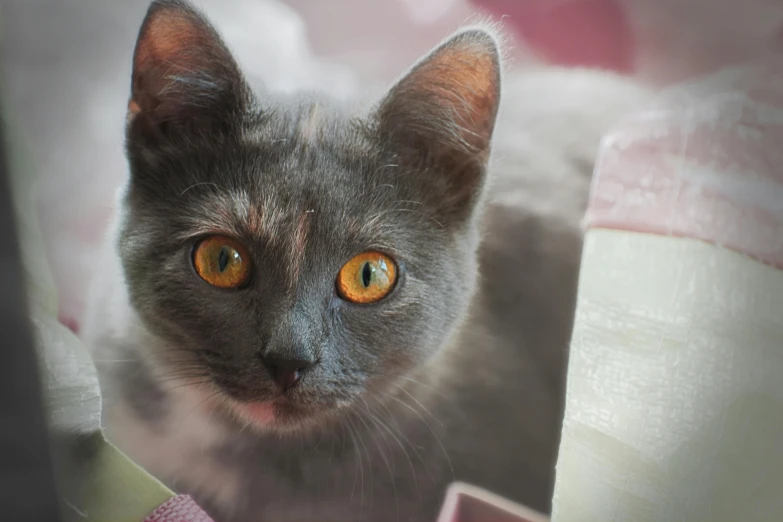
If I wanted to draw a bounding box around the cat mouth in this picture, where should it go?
[241,400,277,424]
[235,397,314,427]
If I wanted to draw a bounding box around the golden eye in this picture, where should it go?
[192,235,252,289]
[336,251,397,304]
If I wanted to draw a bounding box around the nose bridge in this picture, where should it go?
[262,302,318,363]
[280,203,316,292]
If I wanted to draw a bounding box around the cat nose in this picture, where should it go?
[260,356,313,391]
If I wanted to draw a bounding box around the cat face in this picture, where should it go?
[120,0,501,432]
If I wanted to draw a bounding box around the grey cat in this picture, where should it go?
[82,1,652,520]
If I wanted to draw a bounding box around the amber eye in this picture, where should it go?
[336,251,397,304]
[192,235,252,289]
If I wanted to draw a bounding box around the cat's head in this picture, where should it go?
[120,0,502,432]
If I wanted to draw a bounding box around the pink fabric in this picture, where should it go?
[585,53,783,269]
[435,484,548,522]
[471,0,783,85]
[144,495,214,522]
[477,0,635,73]
[59,313,80,335]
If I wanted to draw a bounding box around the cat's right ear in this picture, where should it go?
[127,0,248,139]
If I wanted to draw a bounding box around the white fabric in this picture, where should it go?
[553,229,783,521]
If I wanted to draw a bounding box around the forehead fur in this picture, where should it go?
[127,96,440,288]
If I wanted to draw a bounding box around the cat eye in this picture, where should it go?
[192,235,253,289]
[336,251,398,304]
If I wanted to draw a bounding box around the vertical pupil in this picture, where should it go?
[218,247,230,272]
[361,262,372,287]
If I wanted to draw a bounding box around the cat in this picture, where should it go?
[81,1,653,521]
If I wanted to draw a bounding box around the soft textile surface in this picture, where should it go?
[436,483,549,522]
[558,232,783,521]
[144,496,213,522]
[553,53,783,521]
[475,0,783,84]
[586,54,783,268]
[476,0,636,72]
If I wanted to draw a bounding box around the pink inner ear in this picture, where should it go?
[128,4,245,123]
[386,32,501,154]
[131,4,235,116]
[417,43,499,131]
[135,9,202,75]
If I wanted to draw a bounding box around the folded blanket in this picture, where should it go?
[553,52,783,521]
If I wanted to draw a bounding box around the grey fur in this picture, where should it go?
[82,1,654,520]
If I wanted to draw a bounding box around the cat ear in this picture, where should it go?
[374,28,502,216]
[128,0,248,137]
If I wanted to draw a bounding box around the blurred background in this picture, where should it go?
[3,0,783,333]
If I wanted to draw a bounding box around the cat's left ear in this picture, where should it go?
[374,28,502,219]
[127,0,249,138]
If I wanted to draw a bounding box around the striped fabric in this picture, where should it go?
[145,495,214,522]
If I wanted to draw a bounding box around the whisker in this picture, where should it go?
[367,400,420,491]
[351,412,375,515]
[175,389,225,431]
[393,382,445,428]
[359,399,400,522]
[179,181,224,197]
[388,388,454,481]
